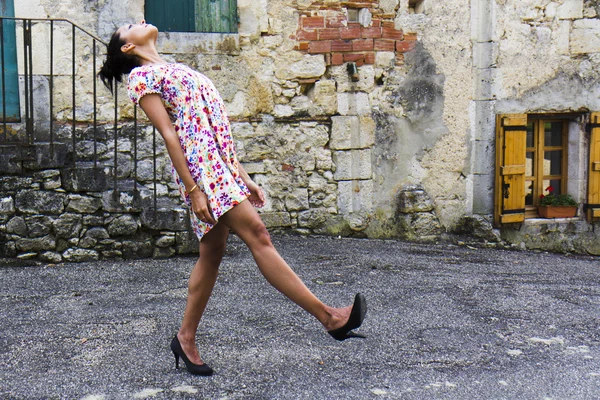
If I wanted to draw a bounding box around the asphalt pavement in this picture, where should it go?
[1,234,599,399]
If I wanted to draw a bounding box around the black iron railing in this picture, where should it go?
[0,17,163,213]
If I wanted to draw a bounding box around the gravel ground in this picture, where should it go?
[1,234,599,399]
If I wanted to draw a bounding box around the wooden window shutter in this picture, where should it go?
[588,112,600,220]
[196,0,238,33]
[146,0,196,32]
[494,114,527,225]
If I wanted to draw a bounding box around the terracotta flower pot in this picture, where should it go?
[538,206,577,218]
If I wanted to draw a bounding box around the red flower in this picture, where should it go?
[546,186,554,193]
[539,194,545,199]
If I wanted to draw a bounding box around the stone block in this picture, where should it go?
[275,55,326,80]
[62,248,99,262]
[471,174,495,214]
[258,212,293,228]
[156,235,176,248]
[571,19,600,54]
[331,116,375,150]
[40,251,62,263]
[337,92,371,116]
[121,240,154,259]
[61,167,108,192]
[375,51,395,68]
[0,146,22,174]
[332,150,372,180]
[0,176,33,191]
[285,189,309,211]
[66,195,103,213]
[16,235,56,252]
[84,227,110,239]
[108,215,139,237]
[310,79,337,115]
[315,149,333,170]
[6,217,27,236]
[33,170,60,181]
[22,143,69,170]
[141,208,188,231]
[337,180,374,214]
[273,105,294,118]
[176,231,199,254]
[53,214,83,239]
[102,188,143,213]
[470,139,495,175]
[398,212,442,239]
[79,237,97,249]
[15,190,66,214]
[557,0,583,19]
[0,197,14,214]
[25,216,53,237]
[297,209,330,229]
[397,185,434,213]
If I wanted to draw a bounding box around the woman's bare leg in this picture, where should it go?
[177,222,229,365]
[219,200,351,331]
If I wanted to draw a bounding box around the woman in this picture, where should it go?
[99,20,367,376]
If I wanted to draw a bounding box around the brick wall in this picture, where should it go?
[293,10,417,67]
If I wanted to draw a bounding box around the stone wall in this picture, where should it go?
[0,123,203,262]
[4,0,600,257]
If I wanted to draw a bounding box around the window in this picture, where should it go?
[525,118,568,217]
[145,0,238,33]
[495,113,600,225]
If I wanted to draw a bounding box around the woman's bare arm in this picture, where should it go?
[138,93,216,224]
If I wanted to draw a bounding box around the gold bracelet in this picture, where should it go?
[186,184,198,195]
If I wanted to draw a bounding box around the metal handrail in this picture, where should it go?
[0,16,107,45]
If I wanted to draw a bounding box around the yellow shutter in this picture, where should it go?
[494,114,527,225]
[588,112,600,220]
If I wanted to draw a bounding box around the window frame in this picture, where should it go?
[525,117,569,218]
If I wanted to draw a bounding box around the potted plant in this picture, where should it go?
[538,186,578,218]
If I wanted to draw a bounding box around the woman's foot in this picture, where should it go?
[325,293,367,340]
[176,333,204,365]
[171,334,213,376]
[322,305,353,332]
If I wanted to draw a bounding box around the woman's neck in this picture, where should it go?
[135,44,167,66]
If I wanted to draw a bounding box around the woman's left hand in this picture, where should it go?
[246,180,265,208]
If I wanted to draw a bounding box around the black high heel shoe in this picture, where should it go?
[327,293,368,341]
[170,335,214,376]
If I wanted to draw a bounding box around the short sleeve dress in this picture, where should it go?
[127,63,250,240]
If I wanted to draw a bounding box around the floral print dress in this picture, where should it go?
[127,63,250,240]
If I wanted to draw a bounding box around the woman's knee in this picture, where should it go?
[247,219,272,247]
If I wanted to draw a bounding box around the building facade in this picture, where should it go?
[1,0,599,260]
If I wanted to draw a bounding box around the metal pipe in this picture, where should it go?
[27,20,33,144]
[23,19,30,143]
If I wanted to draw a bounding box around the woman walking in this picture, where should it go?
[99,20,367,376]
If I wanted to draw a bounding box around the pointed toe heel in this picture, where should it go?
[327,293,368,341]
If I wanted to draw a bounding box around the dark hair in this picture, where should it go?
[98,31,141,93]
